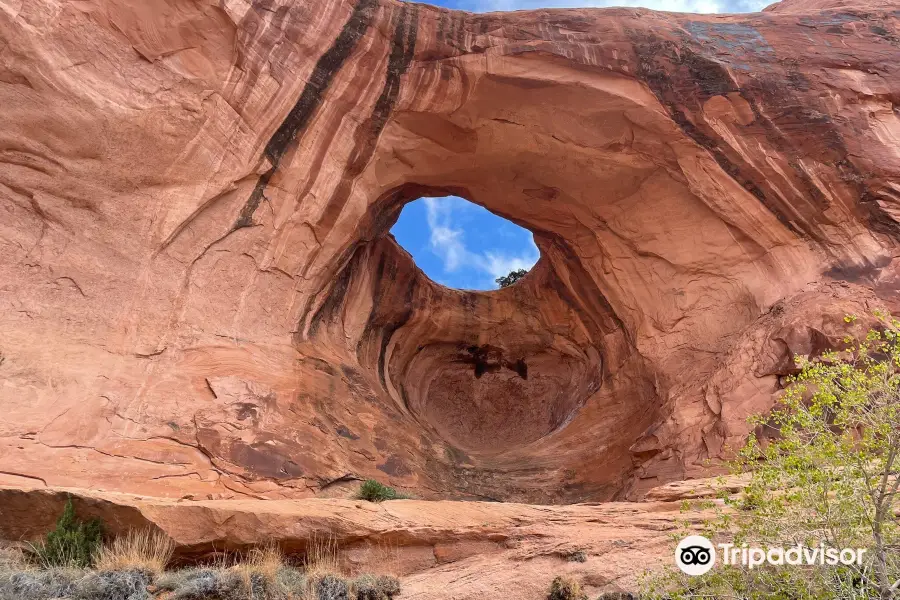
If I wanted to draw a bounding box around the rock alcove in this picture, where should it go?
[381,195,596,455]
[1,0,898,505]
[306,182,632,485]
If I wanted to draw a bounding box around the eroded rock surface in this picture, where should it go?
[0,484,713,599]
[0,0,899,503]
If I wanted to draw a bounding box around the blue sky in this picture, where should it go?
[421,0,771,13]
[391,197,539,290]
[391,0,771,289]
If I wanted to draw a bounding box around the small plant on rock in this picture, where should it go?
[495,268,527,288]
[547,575,587,600]
[356,480,407,502]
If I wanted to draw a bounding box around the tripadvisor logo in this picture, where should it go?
[676,536,716,576]
[675,535,868,576]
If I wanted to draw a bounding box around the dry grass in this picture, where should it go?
[349,541,401,578]
[246,543,284,580]
[230,541,284,587]
[2,532,403,600]
[303,534,342,580]
[93,529,175,574]
[0,545,30,573]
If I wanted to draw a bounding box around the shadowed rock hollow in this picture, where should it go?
[1,0,899,504]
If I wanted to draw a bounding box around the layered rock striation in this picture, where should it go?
[0,0,899,502]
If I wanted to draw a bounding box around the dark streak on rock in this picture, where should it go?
[336,425,361,440]
[313,3,419,239]
[860,189,900,239]
[639,23,900,243]
[319,473,363,489]
[308,246,361,338]
[233,169,274,230]
[629,35,806,237]
[232,0,379,231]
[823,254,891,283]
[744,68,900,241]
[376,280,415,391]
[377,455,411,476]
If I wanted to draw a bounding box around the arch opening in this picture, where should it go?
[389,195,539,291]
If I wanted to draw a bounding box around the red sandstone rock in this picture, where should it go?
[0,0,899,507]
[0,484,717,599]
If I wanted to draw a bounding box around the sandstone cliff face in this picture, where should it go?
[0,0,899,503]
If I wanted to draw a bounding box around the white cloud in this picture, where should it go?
[423,197,539,287]
[483,249,540,279]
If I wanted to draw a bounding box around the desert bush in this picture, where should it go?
[356,481,407,502]
[156,567,398,600]
[274,566,307,593]
[314,573,349,600]
[73,569,151,600]
[496,268,527,288]
[642,314,900,599]
[302,535,401,599]
[156,568,246,600]
[353,574,401,600]
[547,575,587,600]
[95,529,174,574]
[30,497,103,569]
[0,569,79,600]
[2,533,400,600]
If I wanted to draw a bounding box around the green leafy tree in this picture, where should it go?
[495,269,527,288]
[31,497,103,568]
[644,313,900,599]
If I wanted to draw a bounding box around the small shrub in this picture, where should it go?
[73,569,150,600]
[156,568,245,600]
[274,566,307,593]
[353,574,401,599]
[496,268,527,288]
[0,569,79,600]
[547,575,587,600]
[315,573,349,600]
[31,497,103,568]
[566,550,587,563]
[1,536,400,600]
[355,481,407,502]
[94,529,174,574]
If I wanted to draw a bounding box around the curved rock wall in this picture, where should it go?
[0,0,898,502]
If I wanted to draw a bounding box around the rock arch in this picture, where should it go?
[0,0,898,502]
